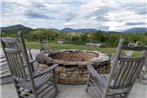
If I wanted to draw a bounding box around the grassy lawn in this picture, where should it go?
[0,41,140,56]
[25,41,115,55]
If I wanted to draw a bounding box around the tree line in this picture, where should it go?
[2,28,147,47]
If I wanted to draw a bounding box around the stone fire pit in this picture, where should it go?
[36,50,110,84]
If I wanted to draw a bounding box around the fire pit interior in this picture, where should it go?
[36,50,110,84]
[48,51,99,62]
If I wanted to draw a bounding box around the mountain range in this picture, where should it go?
[1,24,147,34]
[123,28,147,33]
[61,28,97,33]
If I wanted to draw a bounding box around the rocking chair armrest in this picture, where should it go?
[87,64,106,83]
[33,64,58,78]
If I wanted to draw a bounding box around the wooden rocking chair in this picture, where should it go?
[39,38,52,53]
[1,31,59,98]
[86,39,147,98]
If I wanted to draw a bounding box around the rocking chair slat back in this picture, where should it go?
[1,39,28,81]
[106,39,147,95]
[112,57,144,88]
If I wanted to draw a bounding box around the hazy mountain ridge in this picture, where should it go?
[123,27,147,33]
[61,28,97,33]
[1,24,147,34]
[1,24,32,34]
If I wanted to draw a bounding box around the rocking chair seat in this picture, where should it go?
[93,77,129,96]
[16,71,53,90]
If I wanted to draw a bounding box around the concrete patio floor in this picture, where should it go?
[1,49,147,98]
[1,81,147,98]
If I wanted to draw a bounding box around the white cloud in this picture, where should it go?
[1,0,147,31]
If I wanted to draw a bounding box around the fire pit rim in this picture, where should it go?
[36,49,110,67]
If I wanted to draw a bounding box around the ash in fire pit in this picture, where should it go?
[36,50,110,84]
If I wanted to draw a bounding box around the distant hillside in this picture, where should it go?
[61,28,97,33]
[123,27,147,33]
[2,24,147,34]
[1,24,32,34]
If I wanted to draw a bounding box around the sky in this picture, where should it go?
[1,0,147,31]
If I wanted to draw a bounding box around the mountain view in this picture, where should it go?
[1,24,32,34]
[1,24,147,34]
[61,28,97,33]
[1,24,147,47]
[123,28,147,33]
